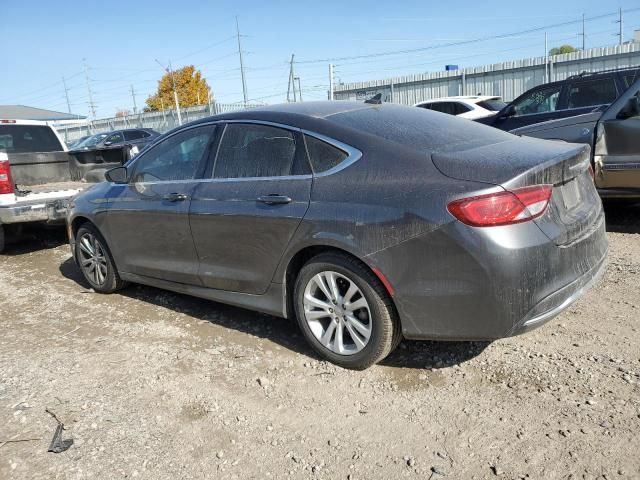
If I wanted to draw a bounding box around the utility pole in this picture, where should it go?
[62,77,72,114]
[130,84,137,114]
[155,59,182,126]
[329,64,334,101]
[544,32,548,83]
[82,59,96,120]
[236,16,248,107]
[580,13,585,50]
[295,77,302,102]
[616,8,624,46]
[287,55,297,102]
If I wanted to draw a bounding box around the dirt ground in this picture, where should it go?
[0,203,639,480]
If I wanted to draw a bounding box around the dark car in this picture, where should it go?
[477,67,640,131]
[511,77,640,199]
[67,102,607,369]
[71,128,159,151]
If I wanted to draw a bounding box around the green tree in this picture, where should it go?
[549,45,578,56]
[145,65,211,112]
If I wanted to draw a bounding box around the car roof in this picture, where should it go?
[413,96,501,106]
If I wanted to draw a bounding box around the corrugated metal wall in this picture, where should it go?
[55,102,259,143]
[334,43,640,104]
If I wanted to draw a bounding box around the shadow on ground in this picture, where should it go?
[59,257,487,370]
[1,225,68,256]
[604,201,640,234]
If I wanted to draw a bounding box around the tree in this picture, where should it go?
[145,65,211,112]
[549,45,578,56]
[115,109,131,118]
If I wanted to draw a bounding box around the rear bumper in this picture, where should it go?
[508,246,606,336]
[0,198,71,225]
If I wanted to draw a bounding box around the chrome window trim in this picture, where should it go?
[126,122,219,183]
[127,119,362,185]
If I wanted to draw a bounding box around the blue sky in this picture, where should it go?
[2,0,640,118]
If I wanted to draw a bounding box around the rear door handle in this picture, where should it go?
[257,194,292,205]
[163,192,188,202]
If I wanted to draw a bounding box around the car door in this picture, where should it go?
[493,84,565,131]
[103,124,217,284]
[189,121,312,294]
[593,79,640,190]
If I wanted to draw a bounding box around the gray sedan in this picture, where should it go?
[66,102,607,369]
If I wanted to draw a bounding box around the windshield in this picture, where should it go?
[75,133,108,149]
[477,99,507,111]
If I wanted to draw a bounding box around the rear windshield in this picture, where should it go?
[0,125,63,153]
[329,104,514,154]
[476,99,507,111]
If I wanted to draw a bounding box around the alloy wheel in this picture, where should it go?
[78,232,108,286]
[303,270,372,355]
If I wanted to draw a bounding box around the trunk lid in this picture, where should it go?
[432,137,601,246]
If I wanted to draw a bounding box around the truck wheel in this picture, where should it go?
[75,224,127,293]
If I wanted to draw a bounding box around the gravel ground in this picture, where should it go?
[0,203,639,480]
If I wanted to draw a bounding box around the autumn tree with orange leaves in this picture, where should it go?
[145,65,211,111]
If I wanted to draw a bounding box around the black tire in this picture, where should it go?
[293,252,400,370]
[75,223,127,293]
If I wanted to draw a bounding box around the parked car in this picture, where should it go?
[476,67,640,131]
[66,135,90,150]
[415,96,506,119]
[70,128,159,151]
[0,119,119,253]
[511,77,640,199]
[67,102,607,369]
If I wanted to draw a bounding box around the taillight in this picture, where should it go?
[448,185,552,227]
[0,160,15,195]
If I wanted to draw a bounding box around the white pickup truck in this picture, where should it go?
[0,119,123,252]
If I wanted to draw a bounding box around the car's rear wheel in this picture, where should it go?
[293,253,400,370]
[75,224,126,293]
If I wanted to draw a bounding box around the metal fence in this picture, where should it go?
[333,43,640,105]
[56,102,260,144]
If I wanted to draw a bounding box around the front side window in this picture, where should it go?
[214,124,300,179]
[105,132,124,144]
[304,135,348,173]
[130,125,214,182]
[453,102,471,115]
[567,78,618,109]
[512,85,562,116]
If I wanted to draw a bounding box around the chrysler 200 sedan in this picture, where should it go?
[67,102,608,369]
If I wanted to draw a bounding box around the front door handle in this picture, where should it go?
[257,194,292,205]
[163,192,188,202]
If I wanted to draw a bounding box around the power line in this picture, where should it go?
[295,7,640,64]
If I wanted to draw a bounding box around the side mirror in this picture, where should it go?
[499,104,516,118]
[105,166,128,184]
[617,95,640,119]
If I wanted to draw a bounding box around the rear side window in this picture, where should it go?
[124,130,145,141]
[214,124,302,179]
[304,135,348,173]
[623,72,639,88]
[0,125,63,153]
[476,99,507,111]
[567,78,617,109]
[453,102,471,115]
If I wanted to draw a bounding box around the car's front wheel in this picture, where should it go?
[293,253,400,370]
[75,224,126,293]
